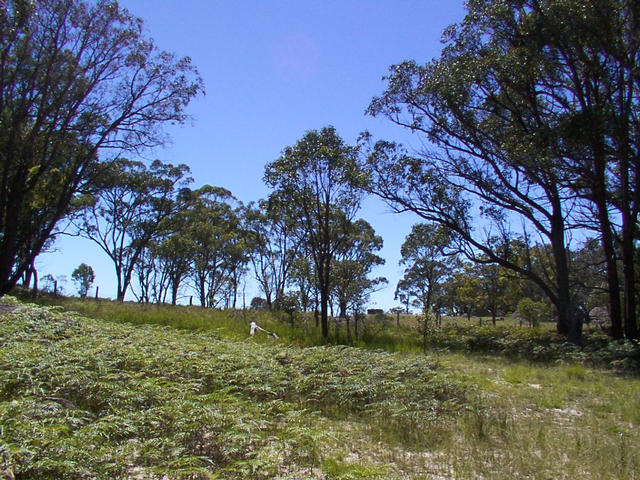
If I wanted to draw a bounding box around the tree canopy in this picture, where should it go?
[0,0,203,294]
[364,0,640,342]
[265,126,368,338]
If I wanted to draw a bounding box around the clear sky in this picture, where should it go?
[38,0,467,308]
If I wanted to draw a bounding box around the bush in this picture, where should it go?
[517,298,552,327]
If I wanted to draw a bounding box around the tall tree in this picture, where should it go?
[331,218,386,320]
[289,253,316,313]
[133,244,163,304]
[185,186,243,308]
[71,263,95,298]
[154,231,194,305]
[363,0,640,343]
[464,258,510,325]
[446,265,481,321]
[536,0,640,339]
[74,159,190,301]
[265,126,366,338]
[397,224,457,323]
[0,0,203,294]
[245,194,301,310]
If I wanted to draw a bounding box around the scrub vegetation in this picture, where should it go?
[1,296,638,479]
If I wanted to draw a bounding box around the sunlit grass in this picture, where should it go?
[15,288,640,372]
[0,298,462,479]
[435,353,640,479]
[2,294,639,479]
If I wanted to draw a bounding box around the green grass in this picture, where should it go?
[18,290,640,372]
[2,295,639,479]
[0,298,462,479]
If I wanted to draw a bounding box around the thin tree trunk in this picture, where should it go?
[595,195,623,339]
[592,149,623,338]
[320,285,329,338]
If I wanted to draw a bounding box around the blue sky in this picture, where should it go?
[38,0,467,307]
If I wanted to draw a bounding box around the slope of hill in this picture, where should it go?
[1,297,638,479]
[0,299,463,479]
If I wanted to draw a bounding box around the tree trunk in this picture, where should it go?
[567,306,584,347]
[422,314,428,354]
[615,71,638,340]
[116,265,125,301]
[199,275,206,307]
[596,197,623,339]
[32,268,38,294]
[622,228,638,340]
[320,285,329,338]
[621,194,638,339]
[23,263,33,289]
[354,312,359,340]
[593,152,623,339]
[0,190,23,295]
[171,283,178,305]
[549,201,573,338]
[339,300,347,319]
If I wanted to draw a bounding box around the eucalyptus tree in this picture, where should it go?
[461,258,510,325]
[154,230,194,305]
[363,0,621,343]
[331,218,386,320]
[394,280,412,314]
[478,263,509,325]
[133,244,161,304]
[289,254,316,314]
[265,126,366,338]
[133,228,191,305]
[71,263,95,298]
[73,159,191,301]
[221,234,249,309]
[446,266,481,321]
[0,0,203,295]
[397,224,458,324]
[533,0,640,339]
[570,238,610,313]
[244,194,301,310]
[185,186,244,308]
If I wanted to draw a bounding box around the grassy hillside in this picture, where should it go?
[1,296,639,479]
[17,290,640,370]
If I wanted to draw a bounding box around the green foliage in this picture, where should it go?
[2,296,639,479]
[244,195,302,309]
[0,0,203,295]
[517,298,552,327]
[332,218,387,318]
[74,159,192,301]
[424,324,640,371]
[71,263,95,298]
[322,458,389,479]
[363,0,640,342]
[181,185,246,308]
[396,223,456,316]
[0,298,463,479]
[264,126,366,338]
[18,289,640,372]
